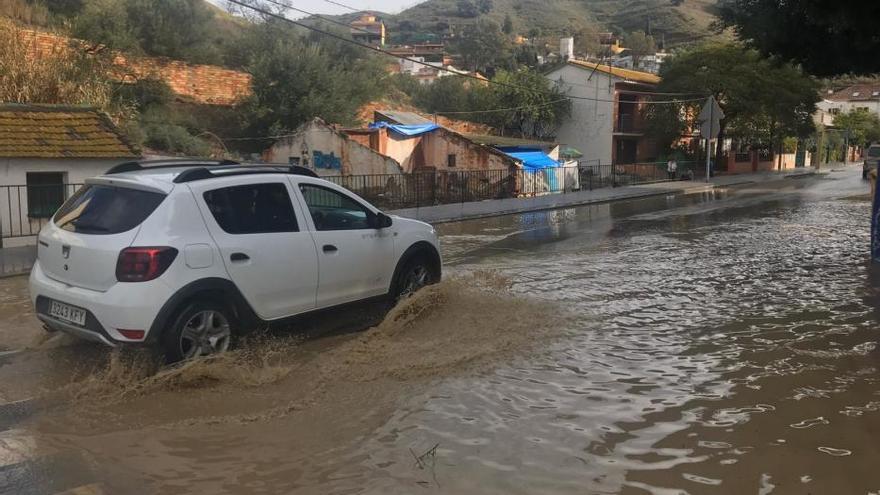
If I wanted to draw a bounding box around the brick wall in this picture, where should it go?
[18,26,252,106]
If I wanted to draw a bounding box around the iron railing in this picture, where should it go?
[0,161,698,244]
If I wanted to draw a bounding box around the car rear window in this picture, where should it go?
[203,183,299,234]
[869,147,880,158]
[53,184,166,235]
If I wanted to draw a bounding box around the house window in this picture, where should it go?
[853,91,861,97]
[26,172,65,218]
[447,154,457,167]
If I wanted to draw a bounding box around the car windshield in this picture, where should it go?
[869,147,880,158]
[54,184,166,235]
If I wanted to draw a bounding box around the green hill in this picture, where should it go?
[384,0,718,46]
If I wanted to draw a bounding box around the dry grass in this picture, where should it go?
[0,21,114,109]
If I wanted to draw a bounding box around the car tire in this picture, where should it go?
[393,254,436,300]
[161,300,235,363]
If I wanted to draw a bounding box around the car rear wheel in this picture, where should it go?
[162,301,234,363]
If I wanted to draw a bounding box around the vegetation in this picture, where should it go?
[645,43,819,156]
[0,24,115,110]
[717,0,880,76]
[389,0,718,46]
[402,68,570,139]
[46,0,244,66]
[833,110,880,148]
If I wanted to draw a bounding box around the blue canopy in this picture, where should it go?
[369,121,440,136]
[500,150,561,170]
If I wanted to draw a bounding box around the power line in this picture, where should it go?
[224,0,706,105]
[322,0,360,12]
[436,98,571,115]
[260,0,376,35]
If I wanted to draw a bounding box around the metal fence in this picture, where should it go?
[0,161,697,244]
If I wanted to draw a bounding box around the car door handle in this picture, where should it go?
[230,252,250,262]
[322,244,338,253]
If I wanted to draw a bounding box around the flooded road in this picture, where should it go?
[1,166,878,494]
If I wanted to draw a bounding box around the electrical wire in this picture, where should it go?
[224,0,707,105]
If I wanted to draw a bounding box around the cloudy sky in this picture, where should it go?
[207,0,420,18]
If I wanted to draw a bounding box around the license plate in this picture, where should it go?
[49,300,86,326]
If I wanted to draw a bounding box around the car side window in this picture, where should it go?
[203,183,299,234]
[299,184,371,231]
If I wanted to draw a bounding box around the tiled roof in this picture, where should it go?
[567,60,661,85]
[826,84,880,102]
[0,104,139,159]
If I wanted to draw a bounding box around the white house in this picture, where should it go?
[0,103,140,246]
[815,84,880,126]
[545,60,661,166]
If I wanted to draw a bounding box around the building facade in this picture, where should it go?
[815,84,880,126]
[0,104,140,246]
[545,60,661,166]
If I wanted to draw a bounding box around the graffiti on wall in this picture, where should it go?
[313,151,341,170]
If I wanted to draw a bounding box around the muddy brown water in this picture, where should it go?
[0,167,878,494]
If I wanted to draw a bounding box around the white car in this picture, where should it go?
[29,160,441,362]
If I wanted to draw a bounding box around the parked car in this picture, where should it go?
[29,160,442,362]
[863,143,880,179]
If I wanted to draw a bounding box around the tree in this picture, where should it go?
[485,69,570,138]
[233,22,386,152]
[476,0,492,14]
[73,0,138,52]
[645,43,818,155]
[573,25,601,57]
[624,31,655,66]
[833,110,880,147]
[502,14,513,35]
[717,0,880,76]
[455,0,478,18]
[452,19,509,73]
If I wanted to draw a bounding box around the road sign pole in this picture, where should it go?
[705,100,713,182]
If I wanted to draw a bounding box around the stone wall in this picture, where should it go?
[19,26,252,106]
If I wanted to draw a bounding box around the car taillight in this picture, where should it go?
[116,247,178,282]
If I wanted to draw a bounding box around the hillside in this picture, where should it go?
[387,0,719,45]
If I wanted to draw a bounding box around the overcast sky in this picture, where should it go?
[207,0,421,18]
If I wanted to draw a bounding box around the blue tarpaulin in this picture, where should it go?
[498,149,561,170]
[369,121,440,136]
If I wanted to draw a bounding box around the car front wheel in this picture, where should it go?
[162,301,234,363]
[394,256,435,300]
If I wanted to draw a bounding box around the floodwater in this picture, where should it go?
[0,166,878,494]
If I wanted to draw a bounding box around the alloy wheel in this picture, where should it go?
[180,310,231,359]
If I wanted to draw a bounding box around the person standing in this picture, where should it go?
[667,158,678,180]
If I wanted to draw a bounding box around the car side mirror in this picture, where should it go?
[374,212,393,229]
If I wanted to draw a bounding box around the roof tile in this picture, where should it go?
[0,104,140,159]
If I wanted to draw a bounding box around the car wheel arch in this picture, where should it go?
[389,241,442,295]
[148,277,260,342]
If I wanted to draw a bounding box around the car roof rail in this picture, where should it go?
[106,158,240,175]
[172,164,319,184]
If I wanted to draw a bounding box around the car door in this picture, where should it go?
[191,177,319,320]
[292,180,395,308]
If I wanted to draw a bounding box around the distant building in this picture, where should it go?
[815,84,880,126]
[545,60,661,166]
[559,37,574,61]
[608,51,669,75]
[263,115,518,176]
[350,14,385,46]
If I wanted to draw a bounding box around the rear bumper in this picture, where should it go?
[29,260,172,344]
[37,313,116,347]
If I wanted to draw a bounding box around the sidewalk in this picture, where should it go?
[388,167,821,224]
